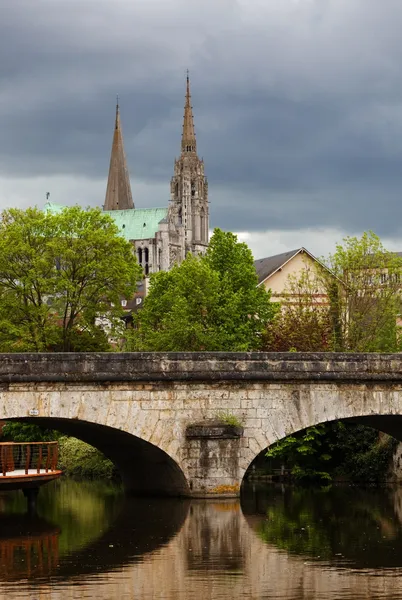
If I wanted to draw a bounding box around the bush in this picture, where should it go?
[58,436,117,480]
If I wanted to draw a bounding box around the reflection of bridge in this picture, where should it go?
[5,495,402,600]
[3,352,402,496]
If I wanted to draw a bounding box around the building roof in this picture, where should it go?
[254,247,344,287]
[254,249,301,284]
[103,207,168,240]
[44,202,168,241]
[181,73,197,155]
[104,103,134,211]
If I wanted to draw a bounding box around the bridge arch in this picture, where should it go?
[3,417,189,497]
[238,391,402,485]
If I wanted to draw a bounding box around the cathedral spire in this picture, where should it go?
[104,99,134,211]
[181,71,197,154]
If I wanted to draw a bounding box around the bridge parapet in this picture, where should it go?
[0,352,402,383]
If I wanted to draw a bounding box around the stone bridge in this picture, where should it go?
[1,352,402,497]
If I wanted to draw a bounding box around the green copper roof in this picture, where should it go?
[44,202,168,241]
[104,207,168,240]
[44,201,66,215]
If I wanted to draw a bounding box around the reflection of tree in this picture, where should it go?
[242,485,402,568]
[3,479,124,555]
[1,479,189,581]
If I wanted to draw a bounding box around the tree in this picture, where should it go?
[265,424,333,481]
[129,228,278,351]
[264,422,395,483]
[128,255,221,351]
[0,206,142,351]
[1,421,58,442]
[322,231,402,352]
[263,269,333,351]
[263,231,402,353]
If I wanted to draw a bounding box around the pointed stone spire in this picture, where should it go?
[181,71,197,154]
[104,99,134,211]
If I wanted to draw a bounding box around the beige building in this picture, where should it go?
[254,247,329,304]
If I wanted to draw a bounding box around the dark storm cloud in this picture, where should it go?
[2,0,402,236]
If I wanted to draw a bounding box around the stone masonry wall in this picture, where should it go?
[1,353,402,495]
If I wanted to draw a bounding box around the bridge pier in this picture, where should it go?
[184,423,243,497]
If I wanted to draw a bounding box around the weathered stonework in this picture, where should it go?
[185,423,243,496]
[1,352,402,496]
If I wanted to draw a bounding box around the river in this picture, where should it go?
[1,480,402,598]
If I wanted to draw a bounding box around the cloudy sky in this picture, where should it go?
[1,0,402,259]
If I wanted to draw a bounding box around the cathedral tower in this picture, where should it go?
[170,74,209,255]
[104,101,134,211]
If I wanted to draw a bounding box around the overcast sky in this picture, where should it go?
[1,0,402,258]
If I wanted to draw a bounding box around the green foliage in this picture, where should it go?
[215,411,243,427]
[58,436,116,480]
[264,422,395,483]
[263,268,333,351]
[250,486,402,564]
[264,231,402,353]
[0,206,141,351]
[129,228,277,351]
[266,424,332,482]
[332,425,396,482]
[322,231,402,352]
[1,421,58,442]
[127,254,220,351]
[1,423,117,480]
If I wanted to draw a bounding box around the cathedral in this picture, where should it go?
[102,75,209,275]
[45,75,209,277]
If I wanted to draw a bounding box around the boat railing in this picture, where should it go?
[0,441,59,476]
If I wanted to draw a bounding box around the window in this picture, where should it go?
[121,299,127,307]
[200,207,205,241]
[137,248,142,264]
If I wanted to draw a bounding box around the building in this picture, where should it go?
[46,75,209,276]
[103,73,209,275]
[254,247,329,304]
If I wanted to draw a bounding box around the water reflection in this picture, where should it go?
[0,514,59,581]
[4,482,402,599]
[0,480,190,581]
[241,484,402,569]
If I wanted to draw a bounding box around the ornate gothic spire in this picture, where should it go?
[181,72,197,154]
[104,99,134,211]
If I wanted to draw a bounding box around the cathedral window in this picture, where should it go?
[191,181,195,197]
[200,208,205,242]
[137,248,142,264]
[144,247,149,276]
